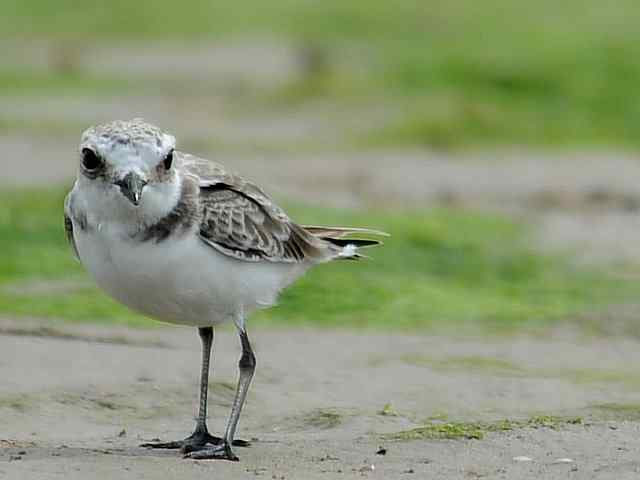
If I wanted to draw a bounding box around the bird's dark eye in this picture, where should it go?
[81,148,103,171]
[163,149,174,170]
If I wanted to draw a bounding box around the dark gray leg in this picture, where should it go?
[194,326,214,435]
[141,327,219,451]
[185,327,256,461]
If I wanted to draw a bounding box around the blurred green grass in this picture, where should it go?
[0,69,137,96]
[3,0,640,148]
[0,188,636,333]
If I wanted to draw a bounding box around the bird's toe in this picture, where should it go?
[184,443,239,461]
[141,430,224,451]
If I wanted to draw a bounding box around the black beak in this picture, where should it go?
[115,172,147,206]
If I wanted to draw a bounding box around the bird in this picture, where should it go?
[64,119,386,461]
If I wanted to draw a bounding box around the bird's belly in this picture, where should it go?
[75,227,302,326]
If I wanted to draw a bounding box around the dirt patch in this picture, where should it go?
[2,321,640,478]
[0,318,170,348]
[2,39,300,88]
[1,279,89,296]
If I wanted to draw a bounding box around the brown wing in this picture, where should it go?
[180,153,328,263]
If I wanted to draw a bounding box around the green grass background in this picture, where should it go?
[0,189,635,333]
[2,0,640,149]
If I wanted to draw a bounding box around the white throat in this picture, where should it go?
[76,172,182,231]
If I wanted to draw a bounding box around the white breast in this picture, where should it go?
[73,222,307,327]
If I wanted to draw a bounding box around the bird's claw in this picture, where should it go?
[141,430,250,453]
[184,442,239,461]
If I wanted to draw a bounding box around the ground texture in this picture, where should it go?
[2,321,640,479]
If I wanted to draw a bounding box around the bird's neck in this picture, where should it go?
[77,174,183,233]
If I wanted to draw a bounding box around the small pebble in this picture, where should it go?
[118,429,126,437]
[513,456,533,462]
[403,468,415,474]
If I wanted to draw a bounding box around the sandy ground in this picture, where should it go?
[2,320,640,479]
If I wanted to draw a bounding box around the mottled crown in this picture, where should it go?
[80,118,176,158]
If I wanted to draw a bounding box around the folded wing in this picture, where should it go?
[181,152,386,263]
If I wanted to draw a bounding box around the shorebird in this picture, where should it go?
[64,119,385,461]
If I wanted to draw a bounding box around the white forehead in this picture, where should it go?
[80,119,175,169]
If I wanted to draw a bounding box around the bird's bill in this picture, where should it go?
[115,171,147,206]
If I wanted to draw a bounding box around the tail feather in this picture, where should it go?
[302,225,390,238]
[302,225,387,260]
[322,237,382,249]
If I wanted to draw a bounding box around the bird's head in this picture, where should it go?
[78,119,177,206]
[77,119,181,222]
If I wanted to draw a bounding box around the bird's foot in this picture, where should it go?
[141,430,249,454]
[183,441,239,461]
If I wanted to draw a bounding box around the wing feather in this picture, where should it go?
[181,153,326,263]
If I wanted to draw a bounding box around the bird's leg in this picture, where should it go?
[185,326,255,461]
[141,327,218,451]
[141,327,249,453]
